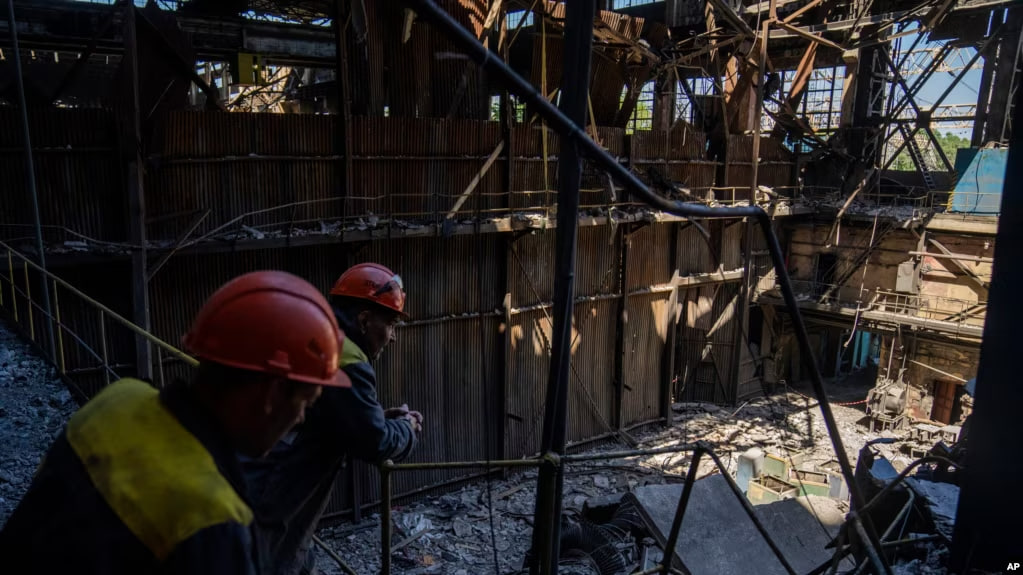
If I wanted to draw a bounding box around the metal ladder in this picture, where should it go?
[899,123,936,191]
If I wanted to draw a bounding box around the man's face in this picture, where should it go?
[244,380,322,457]
[361,308,399,360]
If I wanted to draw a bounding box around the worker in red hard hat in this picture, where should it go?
[244,262,422,575]
[0,271,350,575]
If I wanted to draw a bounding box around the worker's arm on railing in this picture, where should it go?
[305,361,418,464]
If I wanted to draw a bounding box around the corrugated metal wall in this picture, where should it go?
[0,108,779,516]
[0,109,124,244]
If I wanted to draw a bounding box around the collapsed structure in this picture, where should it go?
[0,0,1019,573]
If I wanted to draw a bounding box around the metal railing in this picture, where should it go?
[758,280,987,328]
[0,239,197,398]
[873,289,987,325]
[0,237,838,575]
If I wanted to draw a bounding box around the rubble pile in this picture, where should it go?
[314,384,887,575]
[0,322,79,525]
[0,321,962,574]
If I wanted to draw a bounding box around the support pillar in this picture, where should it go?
[123,5,152,380]
[529,2,595,573]
[6,0,55,359]
[950,71,1023,573]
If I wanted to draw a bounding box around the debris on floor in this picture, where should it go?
[0,324,970,575]
[0,323,79,525]
[313,377,896,575]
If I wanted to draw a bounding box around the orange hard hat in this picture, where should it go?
[183,271,351,388]
[329,263,408,317]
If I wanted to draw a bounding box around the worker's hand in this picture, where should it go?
[384,404,410,419]
[407,410,424,434]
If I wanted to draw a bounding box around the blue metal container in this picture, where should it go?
[950,148,1007,214]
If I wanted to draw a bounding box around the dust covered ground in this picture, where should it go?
[312,370,921,575]
[0,322,79,525]
[0,320,946,574]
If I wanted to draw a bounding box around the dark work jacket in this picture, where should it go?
[244,338,417,575]
[0,378,261,575]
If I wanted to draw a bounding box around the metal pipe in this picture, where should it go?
[530,2,595,574]
[907,359,968,383]
[400,0,888,569]
[853,516,889,575]
[23,263,35,342]
[6,0,56,359]
[852,490,916,575]
[658,446,704,573]
[562,444,696,463]
[313,534,359,575]
[99,309,111,385]
[907,251,994,263]
[52,279,65,373]
[7,251,17,322]
[381,462,393,575]
[386,458,542,471]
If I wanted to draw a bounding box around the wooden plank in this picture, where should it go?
[446,140,505,219]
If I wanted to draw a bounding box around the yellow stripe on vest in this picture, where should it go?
[340,337,368,368]
[66,379,253,560]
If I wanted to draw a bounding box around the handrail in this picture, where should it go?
[0,239,198,384]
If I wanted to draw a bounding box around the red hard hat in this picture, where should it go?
[329,263,408,318]
[183,271,351,388]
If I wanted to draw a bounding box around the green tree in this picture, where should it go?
[890,130,969,172]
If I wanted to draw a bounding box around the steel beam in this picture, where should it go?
[530,1,595,573]
[123,5,152,380]
[951,73,1023,572]
[7,0,56,361]
[400,3,892,572]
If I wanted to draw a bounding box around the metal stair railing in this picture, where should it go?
[0,239,197,399]
[897,124,937,191]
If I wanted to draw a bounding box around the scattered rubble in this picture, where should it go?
[0,322,962,574]
[313,376,903,574]
[0,322,79,526]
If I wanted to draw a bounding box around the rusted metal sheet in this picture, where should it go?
[628,223,674,287]
[149,113,516,239]
[629,125,717,195]
[721,220,744,270]
[678,223,714,275]
[576,225,621,296]
[726,134,796,194]
[623,291,670,425]
[0,109,123,243]
[505,307,551,457]
[677,282,742,404]
[568,297,618,441]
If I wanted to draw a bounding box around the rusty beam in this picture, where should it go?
[775,21,845,51]
[787,42,818,117]
[750,4,772,195]
[927,238,990,290]
[782,0,825,24]
[707,0,757,38]
[909,251,994,264]
[447,140,506,219]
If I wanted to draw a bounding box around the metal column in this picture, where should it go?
[951,67,1023,573]
[122,4,152,380]
[529,2,596,574]
[6,0,56,359]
